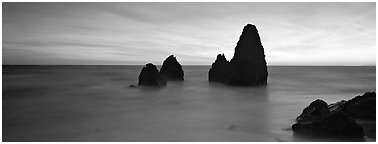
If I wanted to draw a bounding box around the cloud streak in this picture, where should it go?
[2,2,376,65]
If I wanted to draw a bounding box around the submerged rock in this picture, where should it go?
[129,85,137,88]
[160,55,184,81]
[208,24,268,86]
[138,63,166,87]
[292,98,365,140]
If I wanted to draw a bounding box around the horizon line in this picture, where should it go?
[2,64,376,67]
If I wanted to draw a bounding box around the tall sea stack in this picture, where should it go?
[208,24,268,86]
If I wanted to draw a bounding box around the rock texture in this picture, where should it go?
[138,63,166,87]
[208,24,268,86]
[295,99,331,123]
[160,55,184,81]
[291,92,377,140]
[292,99,365,140]
[329,92,376,120]
[292,111,365,140]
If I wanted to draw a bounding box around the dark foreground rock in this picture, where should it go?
[295,99,331,123]
[330,92,376,120]
[292,111,365,141]
[160,55,184,81]
[137,63,166,87]
[208,24,268,86]
[292,98,366,140]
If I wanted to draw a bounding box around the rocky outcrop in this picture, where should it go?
[208,24,268,86]
[295,99,331,123]
[329,92,376,120]
[292,92,376,140]
[292,111,365,140]
[160,55,184,81]
[137,63,166,87]
[208,54,232,83]
[292,99,365,140]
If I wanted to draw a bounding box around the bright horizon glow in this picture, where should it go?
[2,2,376,66]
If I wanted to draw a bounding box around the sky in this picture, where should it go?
[2,2,376,65]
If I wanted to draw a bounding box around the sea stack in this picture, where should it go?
[138,63,166,87]
[160,55,184,81]
[208,24,268,86]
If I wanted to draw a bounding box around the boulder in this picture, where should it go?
[329,92,376,120]
[328,100,347,113]
[138,63,166,87]
[160,55,184,81]
[292,111,365,141]
[292,99,365,140]
[208,24,268,86]
[295,99,331,123]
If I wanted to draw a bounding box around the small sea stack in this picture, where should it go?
[208,54,232,84]
[160,55,184,81]
[137,63,166,87]
[208,24,268,86]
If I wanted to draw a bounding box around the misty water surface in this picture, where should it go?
[2,66,376,141]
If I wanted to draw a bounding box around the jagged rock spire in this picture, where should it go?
[208,24,268,86]
[160,55,184,81]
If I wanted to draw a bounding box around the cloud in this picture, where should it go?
[2,2,376,65]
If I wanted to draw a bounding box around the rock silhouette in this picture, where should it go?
[138,63,166,87]
[292,111,365,141]
[295,99,331,123]
[208,24,268,86]
[208,54,232,83]
[292,99,365,140]
[291,92,377,141]
[160,55,184,81]
[329,92,376,120]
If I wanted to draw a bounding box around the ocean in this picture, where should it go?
[2,65,376,142]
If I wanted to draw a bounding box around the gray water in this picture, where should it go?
[2,65,376,142]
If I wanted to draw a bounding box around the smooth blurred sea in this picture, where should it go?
[2,65,376,142]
